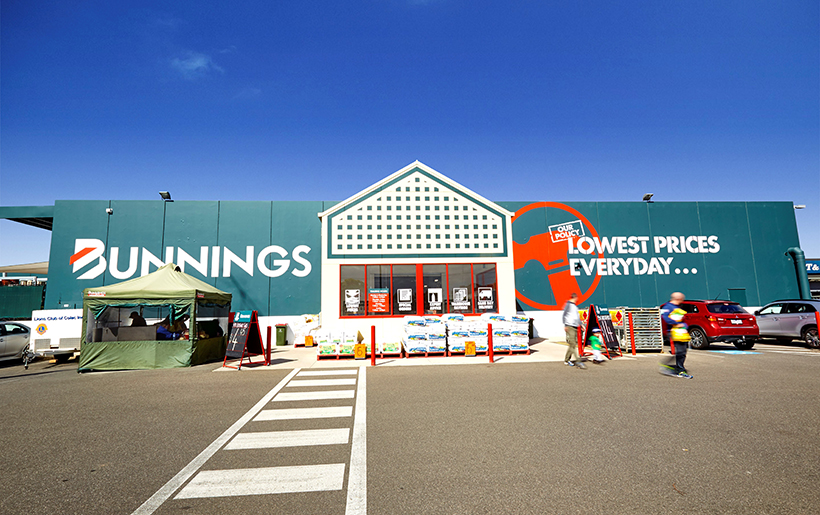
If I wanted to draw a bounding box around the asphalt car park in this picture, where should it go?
[1,342,819,515]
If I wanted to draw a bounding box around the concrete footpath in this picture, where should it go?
[215,338,644,371]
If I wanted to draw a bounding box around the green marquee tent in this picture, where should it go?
[79,263,231,371]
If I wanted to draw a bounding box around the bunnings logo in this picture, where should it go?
[70,239,312,280]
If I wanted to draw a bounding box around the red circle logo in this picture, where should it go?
[512,202,603,310]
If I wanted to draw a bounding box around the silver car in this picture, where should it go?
[0,322,32,362]
[755,300,820,348]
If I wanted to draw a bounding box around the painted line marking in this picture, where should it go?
[131,368,301,515]
[175,463,346,499]
[287,378,357,387]
[298,369,359,376]
[254,406,353,421]
[273,390,355,402]
[707,350,761,355]
[226,428,350,450]
[345,365,366,515]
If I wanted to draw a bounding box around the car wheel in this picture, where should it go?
[688,328,709,350]
[802,326,819,349]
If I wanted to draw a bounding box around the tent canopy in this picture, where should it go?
[79,263,232,371]
[83,263,230,302]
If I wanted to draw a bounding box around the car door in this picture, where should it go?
[781,303,815,338]
[1,323,29,358]
[756,303,786,337]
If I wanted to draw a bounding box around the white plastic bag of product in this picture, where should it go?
[448,336,466,352]
[509,315,529,324]
[402,333,428,353]
[403,316,426,328]
[427,333,447,351]
[510,337,529,351]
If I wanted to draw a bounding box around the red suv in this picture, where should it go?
[679,300,759,350]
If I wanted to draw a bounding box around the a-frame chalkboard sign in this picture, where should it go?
[583,304,622,359]
[223,310,266,370]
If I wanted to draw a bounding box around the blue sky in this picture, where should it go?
[1,0,818,266]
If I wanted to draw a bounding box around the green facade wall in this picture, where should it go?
[43,199,802,315]
[46,200,329,315]
[499,200,801,309]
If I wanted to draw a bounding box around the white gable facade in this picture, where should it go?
[318,161,516,340]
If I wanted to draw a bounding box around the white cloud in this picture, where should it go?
[170,51,224,79]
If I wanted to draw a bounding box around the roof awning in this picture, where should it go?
[0,206,54,230]
[0,261,49,275]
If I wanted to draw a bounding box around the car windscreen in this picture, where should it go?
[707,303,746,314]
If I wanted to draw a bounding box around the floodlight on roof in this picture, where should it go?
[642,193,654,202]
[159,191,172,201]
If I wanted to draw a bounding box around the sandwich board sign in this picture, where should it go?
[223,310,266,369]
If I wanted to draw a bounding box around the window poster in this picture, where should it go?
[397,288,414,312]
[428,288,443,312]
[368,288,389,313]
[477,287,494,310]
[452,287,470,311]
[345,289,361,313]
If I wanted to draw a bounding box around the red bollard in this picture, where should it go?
[371,325,376,366]
[266,326,272,365]
[815,312,820,344]
[488,323,494,363]
[628,312,636,356]
[577,325,584,356]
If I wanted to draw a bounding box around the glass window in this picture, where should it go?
[759,304,784,315]
[474,264,497,313]
[367,265,391,315]
[341,265,365,316]
[423,265,447,315]
[448,264,473,313]
[707,303,745,314]
[392,265,417,315]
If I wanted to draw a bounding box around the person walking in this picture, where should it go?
[588,328,607,363]
[563,293,585,368]
[660,292,693,378]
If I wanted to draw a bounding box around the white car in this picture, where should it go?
[0,322,32,362]
[754,299,820,348]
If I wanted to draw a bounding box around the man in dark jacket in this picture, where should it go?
[660,292,692,378]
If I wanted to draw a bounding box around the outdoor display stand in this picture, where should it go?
[582,304,623,359]
[223,310,267,369]
[377,341,403,358]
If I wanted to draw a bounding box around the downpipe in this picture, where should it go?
[785,247,812,300]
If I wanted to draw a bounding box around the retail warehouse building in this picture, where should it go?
[0,162,812,341]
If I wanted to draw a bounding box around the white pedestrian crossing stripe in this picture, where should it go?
[298,369,359,376]
[254,406,353,421]
[287,378,358,387]
[225,428,350,449]
[273,389,355,402]
[175,463,346,499]
[133,368,365,514]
